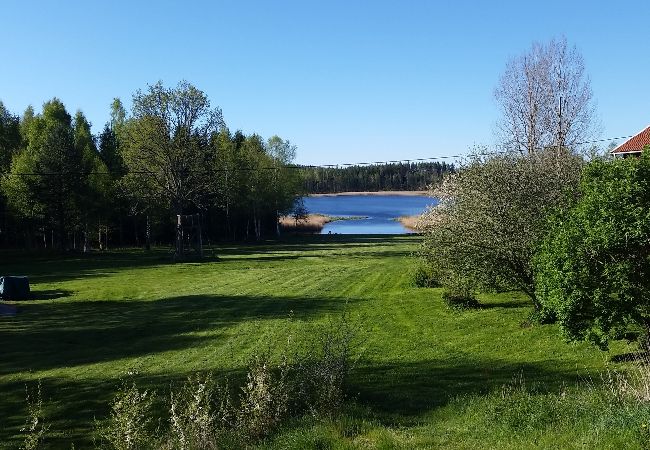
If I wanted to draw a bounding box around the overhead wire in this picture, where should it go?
[0,134,632,177]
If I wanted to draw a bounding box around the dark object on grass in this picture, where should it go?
[0,276,31,300]
[442,289,480,310]
[412,264,439,288]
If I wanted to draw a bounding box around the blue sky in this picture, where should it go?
[2,1,649,165]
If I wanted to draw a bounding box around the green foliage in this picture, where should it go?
[302,161,453,194]
[442,288,480,310]
[167,373,227,449]
[420,148,584,310]
[210,129,303,240]
[0,101,21,172]
[1,86,305,250]
[122,80,225,216]
[535,149,650,348]
[1,100,105,249]
[411,263,439,288]
[2,236,637,448]
[98,381,157,450]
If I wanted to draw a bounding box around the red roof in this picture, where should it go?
[612,125,650,154]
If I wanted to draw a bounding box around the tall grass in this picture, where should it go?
[89,314,359,448]
[20,381,48,450]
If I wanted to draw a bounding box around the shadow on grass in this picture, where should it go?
[478,299,529,309]
[217,235,417,261]
[0,250,176,284]
[0,371,239,448]
[0,356,591,448]
[30,289,74,301]
[351,358,590,423]
[0,235,418,284]
[0,293,357,375]
[610,351,648,363]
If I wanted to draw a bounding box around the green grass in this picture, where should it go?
[0,235,644,448]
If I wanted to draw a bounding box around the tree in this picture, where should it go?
[535,149,650,349]
[98,98,131,248]
[0,102,21,172]
[419,148,583,310]
[73,110,111,251]
[494,37,597,155]
[291,198,309,226]
[99,98,127,176]
[0,102,22,246]
[122,81,225,255]
[3,100,90,249]
[266,136,301,236]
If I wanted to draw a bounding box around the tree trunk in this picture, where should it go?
[145,215,151,251]
[174,202,183,258]
[83,223,89,253]
[119,217,124,248]
[196,213,203,258]
[134,216,139,247]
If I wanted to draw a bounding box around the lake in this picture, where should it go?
[303,194,438,234]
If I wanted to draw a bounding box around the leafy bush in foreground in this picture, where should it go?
[535,149,650,349]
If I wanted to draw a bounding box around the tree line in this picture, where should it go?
[0,81,303,251]
[300,161,453,193]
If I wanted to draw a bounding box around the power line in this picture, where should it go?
[0,134,632,177]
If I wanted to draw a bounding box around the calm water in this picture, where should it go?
[303,194,437,234]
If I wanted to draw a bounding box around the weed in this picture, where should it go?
[237,353,291,440]
[20,381,48,450]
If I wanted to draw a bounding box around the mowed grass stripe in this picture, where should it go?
[0,235,637,448]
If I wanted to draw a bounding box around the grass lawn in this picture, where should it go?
[0,235,644,449]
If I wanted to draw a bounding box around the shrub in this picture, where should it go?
[166,373,226,450]
[535,150,650,348]
[237,353,291,440]
[98,381,157,450]
[412,264,439,288]
[442,289,480,310]
[420,148,583,311]
[303,316,355,417]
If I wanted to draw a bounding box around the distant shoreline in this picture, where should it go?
[309,190,430,197]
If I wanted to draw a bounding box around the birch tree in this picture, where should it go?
[495,37,597,154]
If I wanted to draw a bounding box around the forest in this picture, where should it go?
[300,161,453,193]
[0,81,454,251]
[0,82,304,250]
